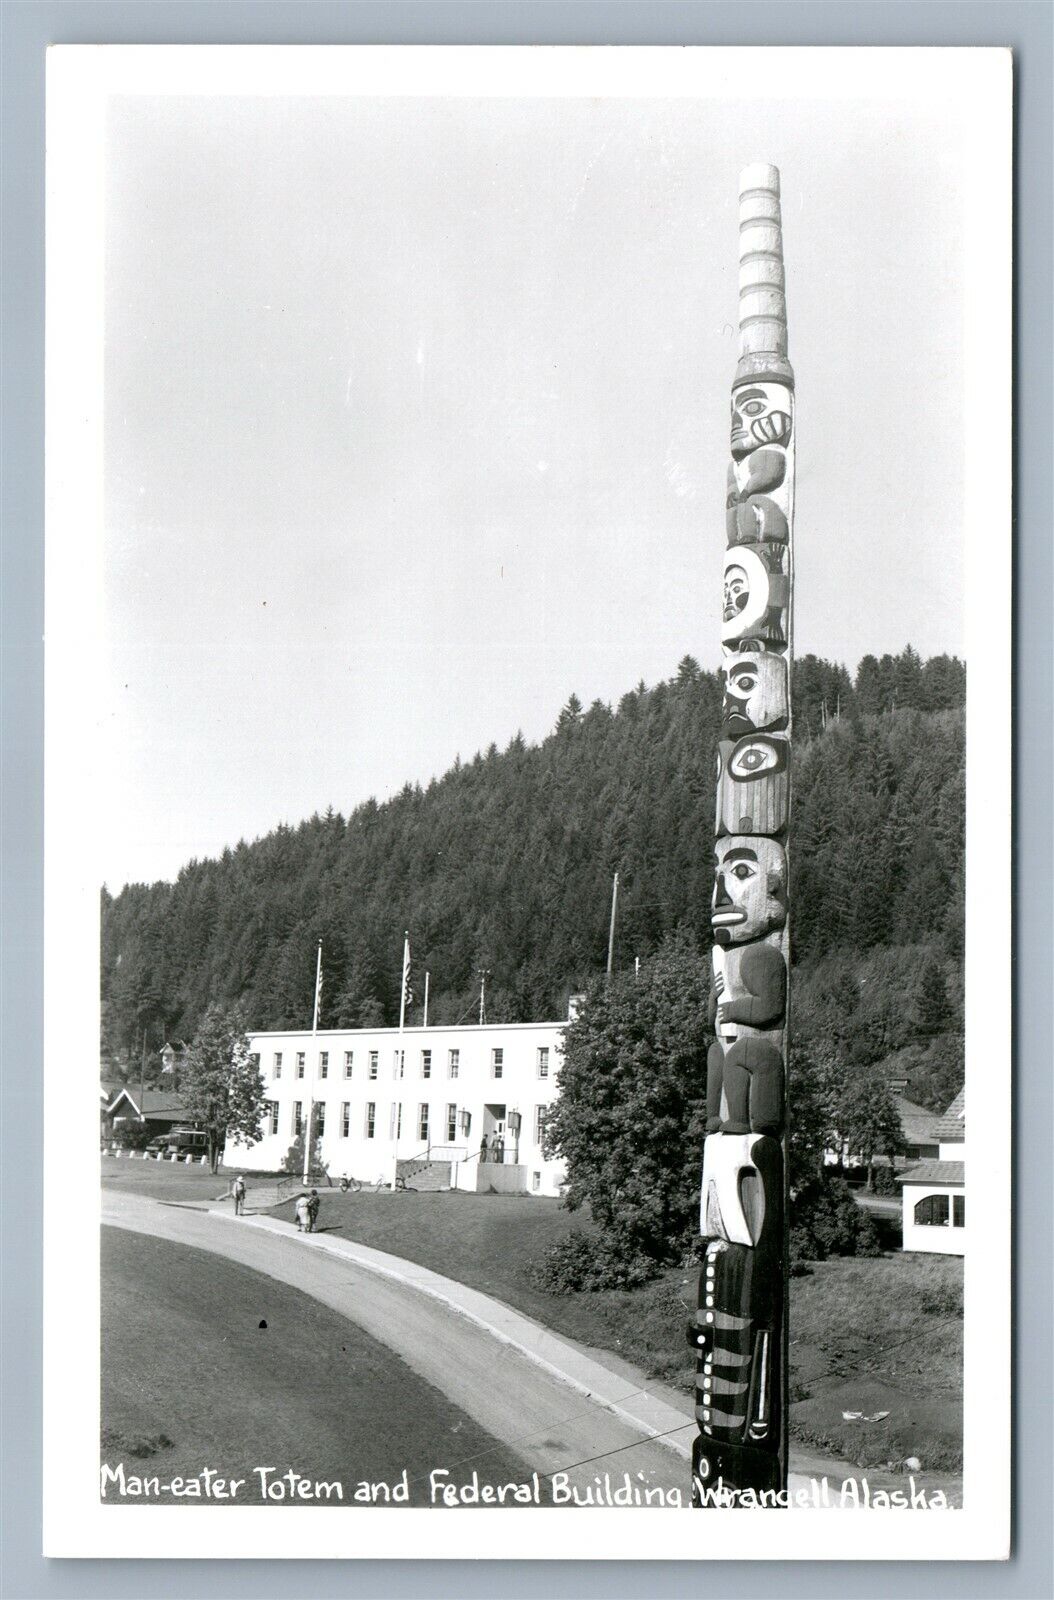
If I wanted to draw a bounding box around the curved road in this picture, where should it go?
[103,1191,690,1505]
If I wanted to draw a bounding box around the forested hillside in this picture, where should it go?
[102,646,965,1110]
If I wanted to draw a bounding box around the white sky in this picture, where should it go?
[103,88,966,889]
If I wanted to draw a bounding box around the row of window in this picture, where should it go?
[913,1193,966,1228]
[261,1046,551,1083]
[263,1099,550,1145]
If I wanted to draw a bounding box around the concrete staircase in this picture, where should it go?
[396,1158,452,1192]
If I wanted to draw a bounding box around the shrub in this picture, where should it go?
[872,1164,898,1196]
[110,1122,154,1151]
[791,1177,882,1263]
[527,1230,659,1293]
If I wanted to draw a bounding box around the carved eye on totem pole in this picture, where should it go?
[711,835,787,946]
[715,735,790,836]
[730,382,792,460]
[721,545,789,648]
[721,651,788,736]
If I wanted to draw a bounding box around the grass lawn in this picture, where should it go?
[280,1189,963,1473]
[101,1160,239,1203]
[101,1227,532,1506]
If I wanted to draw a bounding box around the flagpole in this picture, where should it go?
[303,938,322,1185]
[423,971,429,1028]
[396,933,410,1158]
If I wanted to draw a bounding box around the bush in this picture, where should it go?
[872,1164,898,1196]
[110,1122,154,1151]
[526,1230,659,1294]
[791,1177,882,1263]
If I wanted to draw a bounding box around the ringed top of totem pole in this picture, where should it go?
[735,162,794,391]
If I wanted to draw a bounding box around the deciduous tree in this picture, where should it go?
[180,1006,265,1173]
[542,938,710,1263]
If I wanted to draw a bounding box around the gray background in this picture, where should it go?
[2,3,1050,1598]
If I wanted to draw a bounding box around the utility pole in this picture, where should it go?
[423,971,430,1028]
[606,872,619,977]
[477,969,490,1026]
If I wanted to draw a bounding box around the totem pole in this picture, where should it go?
[689,164,793,1504]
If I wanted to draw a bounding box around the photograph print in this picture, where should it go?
[44,45,1011,1562]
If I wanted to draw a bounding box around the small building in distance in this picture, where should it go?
[102,1085,190,1139]
[229,1018,567,1197]
[897,1088,966,1255]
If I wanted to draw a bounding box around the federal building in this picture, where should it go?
[229,1017,568,1197]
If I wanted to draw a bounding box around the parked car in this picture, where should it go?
[146,1127,209,1158]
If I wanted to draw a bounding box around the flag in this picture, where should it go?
[311,940,323,1033]
[401,934,413,1013]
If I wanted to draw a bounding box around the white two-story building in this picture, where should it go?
[229,1019,567,1196]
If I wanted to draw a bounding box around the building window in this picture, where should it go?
[422,1050,432,1079]
[396,1102,403,1139]
[369,1051,378,1080]
[273,1052,283,1079]
[914,1193,950,1227]
[448,1049,459,1079]
[953,1194,965,1228]
[534,1105,548,1144]
[396,1050,405,1079]
[365,1102,376,1139]
[492,1048,504,1079]
[266,1101,279,1135]
[296,1052,306,1079]
[319,1052,329,1079]
[343,1050,354,1078]
[447,1103,457,1142]
[531,1171,541,1192]
[537,1047,549,1078]
[293,1102,303,1136]
[341,1102,350,1138]
[316,1103,326,1137]
[418,1103,429,1142]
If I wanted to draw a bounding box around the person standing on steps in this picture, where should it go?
[231,1174,246,1216]
[479,1134,489,1165]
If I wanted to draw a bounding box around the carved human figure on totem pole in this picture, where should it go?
[722,546,789,649]
[721,652,788,738]
[725,381,794,546]
[706,836,787,1138]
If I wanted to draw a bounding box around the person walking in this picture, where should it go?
[306,1188,320,1233]
[231,1174,246,1216]
[295,1192,311,1233]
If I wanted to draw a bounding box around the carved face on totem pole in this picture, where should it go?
[716,735,790,836]
[722,545,788,648]
[711,835,787,946]
[721,651,788,737]
[730,382,792,459]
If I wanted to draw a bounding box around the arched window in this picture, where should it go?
[914,1193,950,1227]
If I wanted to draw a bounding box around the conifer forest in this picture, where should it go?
[101,646,965,1112]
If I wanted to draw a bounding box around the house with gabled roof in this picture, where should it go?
[896,1087,965,1255]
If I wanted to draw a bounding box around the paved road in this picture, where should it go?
[103,1190,690,1505]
